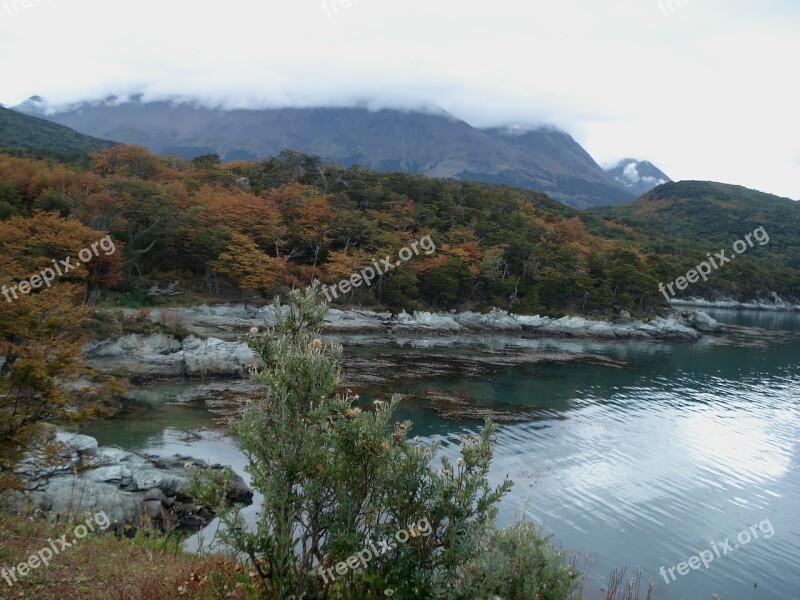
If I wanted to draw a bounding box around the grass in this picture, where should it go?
[0,511,260,599]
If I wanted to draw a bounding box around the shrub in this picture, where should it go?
[192,283,582,599]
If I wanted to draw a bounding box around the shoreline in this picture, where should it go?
[669,298,800,313]
[83,305,732,383]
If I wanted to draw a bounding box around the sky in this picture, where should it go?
[1,0,798,199]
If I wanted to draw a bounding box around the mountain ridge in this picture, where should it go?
[14,96,641,208]
[604,158,671,197]
[0,105,116,156]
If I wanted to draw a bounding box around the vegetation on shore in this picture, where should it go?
[0,141,790,598]
[189,285,583,599]
[0,510,254,599]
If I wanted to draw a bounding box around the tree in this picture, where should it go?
[190,285,580,599]
[0,285,111,481]
[211,233,285,295]
[0,211,122,304]
[0,213,123,483]
[90,145,164,180]
[191,187,286,252]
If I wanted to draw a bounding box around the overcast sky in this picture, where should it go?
[1,0,798,199]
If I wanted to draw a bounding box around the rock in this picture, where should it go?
[55,432,98,453]
[85,333,255,380]
[10,433,253,533]
[325,308,386,331]
[670,297,800,312]
[687,311,724,333]
[394,311,462,331]
[454,309,522,331]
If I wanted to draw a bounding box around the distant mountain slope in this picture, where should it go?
[13,97,635,208]
[0,104,115,155]
[598,180,799,244]
[590,180,800,300]
[604,158,670,196]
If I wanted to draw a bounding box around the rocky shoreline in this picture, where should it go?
[8,430,252,534]
[126,304,726,340]
[84,305,729,382]
[670,297,800,312]
[16,303,788,528]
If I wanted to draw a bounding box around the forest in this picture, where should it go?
[1,146,797,321]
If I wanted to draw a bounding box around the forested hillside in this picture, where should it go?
[1,147,797,317]
[0,106,115,158]
[590,181,800,302]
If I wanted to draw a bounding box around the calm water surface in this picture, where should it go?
[81,309,800,600]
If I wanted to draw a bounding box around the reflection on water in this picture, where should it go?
[702,307,800,331]
[80,311,800,599]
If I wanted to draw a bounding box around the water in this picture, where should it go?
[79,309,800,599]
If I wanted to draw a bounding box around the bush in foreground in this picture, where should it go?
[192,283,581,599]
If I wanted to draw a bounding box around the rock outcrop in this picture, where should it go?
[85,307,727,380]
[670,296,800,312]
[118,304,724,341]
[12,432,252,533]
[84,333,255,380]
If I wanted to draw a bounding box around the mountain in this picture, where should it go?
[591,180,800,300]
[604,158,670,196]
[596,180,799,243]
[0,103,115,156]
[13,97,635,208]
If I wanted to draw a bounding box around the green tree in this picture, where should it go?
[191,285,580,599]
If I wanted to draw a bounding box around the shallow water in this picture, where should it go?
[80,309,800,599]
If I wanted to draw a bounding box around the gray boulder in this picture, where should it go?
[12,433,252,533]
[84,333,254,380]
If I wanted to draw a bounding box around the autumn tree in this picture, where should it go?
[211,233,285,296]
[0,213,122,483]
[90,145,164,180]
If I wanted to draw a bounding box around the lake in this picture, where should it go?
[79,308,800,599]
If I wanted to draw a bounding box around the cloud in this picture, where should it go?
[622,163,641,184]
[0,0,798,198]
